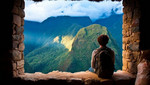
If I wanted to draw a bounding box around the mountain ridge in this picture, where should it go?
[24,15,123,73]
[25,24,122,73]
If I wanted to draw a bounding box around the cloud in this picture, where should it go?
[25,1,123,22]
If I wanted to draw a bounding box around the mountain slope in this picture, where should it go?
[67,24,122,72]
[94,14,123,49]
[25,24,122,73]
[25,44,69,73]
[24,16,92,55]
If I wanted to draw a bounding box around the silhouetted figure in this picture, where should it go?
[89,34,115,78]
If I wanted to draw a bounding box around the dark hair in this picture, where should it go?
[97,34,109,46]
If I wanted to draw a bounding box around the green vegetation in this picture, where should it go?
[25,24,122,73]
[67,24,122,72]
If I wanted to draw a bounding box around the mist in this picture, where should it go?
[25,0,123,22]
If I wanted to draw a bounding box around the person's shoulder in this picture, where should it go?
[93,48,101,53]
[106,47,114,53]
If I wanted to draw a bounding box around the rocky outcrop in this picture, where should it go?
[135,50,150,85]
[135,60,150,85]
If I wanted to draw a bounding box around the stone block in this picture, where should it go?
[126,30,132,37]
[127,42,139,51]
[12,35,21,41]
[122,58,128,71]
[122,51,132,59]
[15,26,24,34]
[13,14,21,27]
[135,59,150,85]
[123,37,130,44]
[131,27,139,33]
[12,50,22,61]
[21,18,24,26]
[123,7,127,13]
[21,0,25,9]
[12,6,18,14]
[133,8,141,19]
[19,43,25,52]
[122,44,126,50]
[12,41,19,49]
[12,25,18,34]
[21,52,24,60]
[132,42,140,51]
[122,23,130,30]
[132,51,140,61]
[122,30,126,37]
[127,11,133,20]
[20,34,24,43]
[131,32,140,42]
[14,0,21,7]
[18,68,24,75]
[123,14,127,22]
[18,8,25,18]
[12,62,17,70]
[122,29,132,37]
[17,60,24,69]
[13,70,18,77]
[127,62,137,74]
[113,71,136,85]
[131,18,139,27]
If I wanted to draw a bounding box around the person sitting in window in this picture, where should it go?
[89,34,115,78]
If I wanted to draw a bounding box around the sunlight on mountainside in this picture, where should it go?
[61,36,74,51]
[53,36,60,43]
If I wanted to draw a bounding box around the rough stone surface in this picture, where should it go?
[16,71,135,85]
[17,60,24,69]
[19,43,25,52]
[13,14,21,27]
[122,0,141,74]
[12,41,19,49]
[10,0,25,76]
[135,59,150,85]
[12,50,22,61]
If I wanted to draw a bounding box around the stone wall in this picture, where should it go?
[11,0,25,77]
[122,0,141,74]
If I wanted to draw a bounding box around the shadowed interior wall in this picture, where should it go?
[1,0,25,80]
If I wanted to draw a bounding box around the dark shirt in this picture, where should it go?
[91,46,115,70]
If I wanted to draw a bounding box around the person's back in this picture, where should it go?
[90,34,115,78]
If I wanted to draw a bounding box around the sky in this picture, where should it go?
[25,0,123,22]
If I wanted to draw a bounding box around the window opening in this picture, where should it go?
[24,0,123,73]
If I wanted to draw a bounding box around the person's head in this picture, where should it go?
[97,34,109,46]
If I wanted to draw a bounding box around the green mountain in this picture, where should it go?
[24,16,92,55]
[94,14,123,50]
[25,24,122,73]
[25,44,69,73]
[67,24,122,72]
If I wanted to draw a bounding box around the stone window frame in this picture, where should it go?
[11,0,142,79]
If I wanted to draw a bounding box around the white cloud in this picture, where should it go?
[25,1,123,22]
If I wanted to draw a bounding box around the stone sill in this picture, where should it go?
[16,70,136,85]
